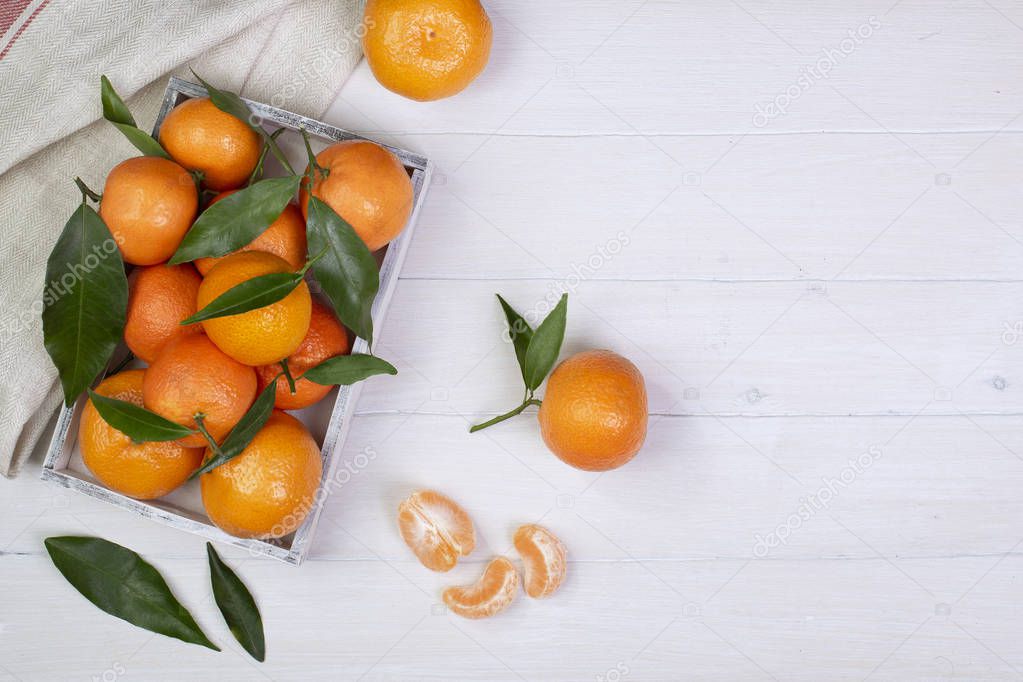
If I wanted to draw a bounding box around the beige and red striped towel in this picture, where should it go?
[0,0,367,477]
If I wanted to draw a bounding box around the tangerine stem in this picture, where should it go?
[299,127,328,180]
[193,413,222,456]
[279,359,297,394]
[74,177,102,204]
[469,398,542,433]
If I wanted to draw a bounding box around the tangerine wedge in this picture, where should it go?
[443,556,518,619]
[398,490,475,572]
[514,524,567,599]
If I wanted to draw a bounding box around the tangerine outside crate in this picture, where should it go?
[40,76,432,565]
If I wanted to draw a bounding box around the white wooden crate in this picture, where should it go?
[39,76,432,565]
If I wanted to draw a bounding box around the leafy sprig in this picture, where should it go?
[470,294,568,433]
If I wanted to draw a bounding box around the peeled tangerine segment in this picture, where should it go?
[514,524,567,598]
[398,490,475,572]
[443,557,519,619]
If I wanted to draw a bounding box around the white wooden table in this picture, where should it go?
[4,1,1023,679]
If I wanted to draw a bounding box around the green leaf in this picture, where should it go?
[190,378,277,478]
[100,76,169,158]
[190,71,257,131]
[44,536,219,651]
[496,294,533,384]
[181,272,304,325]
[306,196,379,344]
[523,294,568,391]
[88,390,195,442]
[207,543,265,662]
[169,176,300,265]
[302,354,397,386]
[43,203,128,406]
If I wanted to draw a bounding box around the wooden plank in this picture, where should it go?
[7,414,1023,565]
[333,1,1023,135]
[305,132,1023,282]
[3,552,1020,680]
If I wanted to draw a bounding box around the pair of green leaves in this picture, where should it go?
[101,75,170,159]
[469,294,568,433]
[45,537,265,661]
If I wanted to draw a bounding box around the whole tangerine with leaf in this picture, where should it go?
[142,334,258,447]
[255,299,351,410]
[194,193,307,275]
[80,369,204,499]
[470,294,648,471]
[200,410,323,539]
[363,0,493,101]
[196,251,312,367]
[299,140,413,252]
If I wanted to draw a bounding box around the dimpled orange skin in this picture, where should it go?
[123,263,203,363]
[397,489,475,572]
[255,300,351,410]
[442,556,518,619]
[195,194,307,275]
[200,410,323,539]
[363,0,493,101]
[514,524,567,599]
[142,334,257,448]
[197,251,312,367]
[99,156,198,265]
[158,97,262,191]
[299,140,413,252]
[80,370,204,499]
[537,350,648,472]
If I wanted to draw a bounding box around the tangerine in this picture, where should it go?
[537,350,648,471]
[197,251,312,366]
[158,97,262,191]
[98,156,197,265]
[255,300,350,410]
[200,410,322,539]
[299,140,413,252]
[142,334,257,448]
[363,0,493,101]
[195,194,307,275]
[123,263,203,363]
[79,370,203,499]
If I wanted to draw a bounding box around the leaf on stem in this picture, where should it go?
[43,203,128,405]
[44,536,219,650]
[302,354,397,386]
[496,294,533,384]
[169,176,300,264]
[100,76,169,158]
[305,196,379,344]
[181,272,304,325]
[207,543,265,662]
[522,294,568,391]
[88,391,195,442]
[190,378,278,478]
